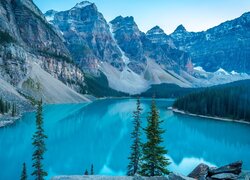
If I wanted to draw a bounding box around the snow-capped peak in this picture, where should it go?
[231,70,239,75]
[44,9,58,22]
[146,26,165,35]
[74,1,92,9]
[194,66,206,73]
[215,68,230,75]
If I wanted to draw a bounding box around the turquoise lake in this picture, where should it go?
[0,98,250,180]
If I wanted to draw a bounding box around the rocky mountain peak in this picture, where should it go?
[111,16,136,26]
[44,10,58,22]
[174,24,187,33]
[146,26,165,35]
[110,16,139,33]
[45,9,58,16]
[146,26,175,46]
[71,1,96,10]
[49,1,124,73]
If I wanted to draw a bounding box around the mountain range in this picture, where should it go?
[0,0,250,109]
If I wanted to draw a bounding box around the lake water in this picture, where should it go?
[0,98,250,180]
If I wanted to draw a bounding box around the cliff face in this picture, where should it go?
[48,1,125,74]
[171,12,250,74]
[0,0,88,103]
[110,16,191,74]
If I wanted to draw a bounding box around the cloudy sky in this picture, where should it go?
[33,0,250,34]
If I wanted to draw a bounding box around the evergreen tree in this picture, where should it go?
[20,163,27,180]
[84,169,89,175]
[127,97,143,176]
[91,164,94,175]
[140,98,170,176]
[31,100,48,180]
[0,97,11,115]
[12,103,16,117]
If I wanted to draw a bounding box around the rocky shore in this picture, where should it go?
[52,161,250,180]
[0,114,22,128]
[171,108,250,125]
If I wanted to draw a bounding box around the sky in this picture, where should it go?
[33,0,250,34]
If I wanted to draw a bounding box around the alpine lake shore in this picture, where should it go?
[52,161,250,180]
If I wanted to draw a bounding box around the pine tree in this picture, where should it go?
[31,100,48,180]
[91,164,94,175]
[20,163,28,180]
[84,169,89,175]
[127,97,143,176]
[11,103,16,117]
[140,98,170,176]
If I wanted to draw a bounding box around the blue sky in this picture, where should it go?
[33,0,250,34]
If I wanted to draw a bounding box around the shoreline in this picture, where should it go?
[171,107,250,125]
[0,115,21,128]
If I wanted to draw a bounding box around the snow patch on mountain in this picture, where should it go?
[73,1,92,9]
[231,70,239,75]
[109,23,130,65]
[194,66,206,73]
[215,68,230,75]
[44,10,58,22]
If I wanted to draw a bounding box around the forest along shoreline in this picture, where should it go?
[170,107,250,125]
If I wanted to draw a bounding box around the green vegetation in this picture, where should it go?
[127,97,143,176]
[31,100,48,180]
[0,31,15,44]
[11,103,17,117]
[0,97,17,117]
[138,83,201,98]
[83,72,128,97]
[20,163,27,180]
[91,164,94,175]
[173,80,250,122]
[127,98,170,177]
[84,169,89,175]
[23,78,41,91]
[0,97,11,115]
[140,98,170,176]
[18,90,39,106]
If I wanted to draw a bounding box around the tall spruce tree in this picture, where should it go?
[20,163,27,180]
[127,97,143,176]
[140,98,170,176]
[31,100,48,180]
[91,164,94,175]
[84,169,89,175]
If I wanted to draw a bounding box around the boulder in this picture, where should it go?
[188,163,209,179]
[211,173,238,179]
[238,171,250,180]
[208,161,242,176]
[168,172,195,180]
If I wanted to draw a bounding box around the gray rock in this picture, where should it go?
[208,161,242,176]
[51,175,168,180]
[238,171,250,180]
[0,0,87,103]
[168,172,195,180]
[110,16,191,74]
[210,173,238,180]
[48,1,125,73]
[188,163,209,179]
[170,12,250,74]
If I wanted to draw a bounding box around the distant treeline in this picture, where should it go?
[173,80,250,122]
[138,83,201,98]
[0,97,17,116]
